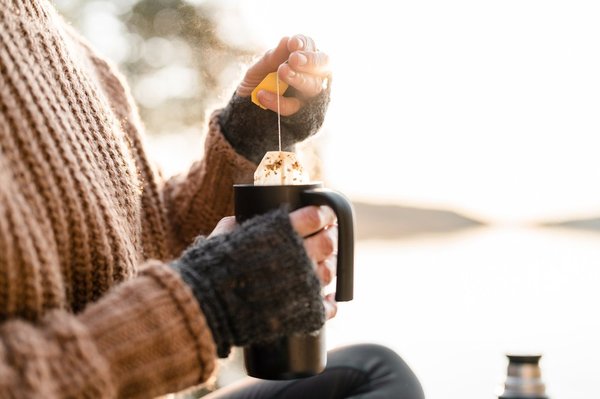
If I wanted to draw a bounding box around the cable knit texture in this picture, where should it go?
[0,0,259,397]
[173,208,325,358]
[219,85,331,164]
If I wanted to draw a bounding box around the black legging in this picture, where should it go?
[204,344,424,399]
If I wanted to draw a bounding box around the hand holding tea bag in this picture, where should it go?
[219,34,331,164]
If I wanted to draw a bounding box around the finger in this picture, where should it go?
[287,34,317,52]
[208,216,237,238]
[253,36,290,76]
[304,225,338,263]
[316,255,337,286]
[287,35,305,52]
[288,51,331,76]
[290,206,336,237]
[279,66,327,98]
[256,90,302,115]
[237,37,290,96]
[324,294,338,320]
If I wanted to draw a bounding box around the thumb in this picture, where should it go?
[209,216,237,238]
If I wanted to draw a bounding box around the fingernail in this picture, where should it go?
[324,299,338,319]
[287,69,296,78]
[295,53,308,66]
[257,90,272,104]
[319,206,336,223]
[328,227,338,248]
[296,37,305,49]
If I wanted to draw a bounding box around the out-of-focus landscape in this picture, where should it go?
[55,0,600,398]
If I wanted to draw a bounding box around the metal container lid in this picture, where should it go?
[498,354,549,399]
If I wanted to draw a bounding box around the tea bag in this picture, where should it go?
[252,70,309,185]
[254,151,310,185]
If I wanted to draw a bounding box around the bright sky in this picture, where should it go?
[210,0,600,224]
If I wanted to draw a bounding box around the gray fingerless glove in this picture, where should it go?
[219,85,331,164]
[171,208,325,358]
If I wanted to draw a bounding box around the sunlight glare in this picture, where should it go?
[218,0,600,224]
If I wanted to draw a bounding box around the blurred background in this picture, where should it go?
[55,0,600,397]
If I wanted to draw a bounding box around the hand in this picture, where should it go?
[237,34,331,116]
[219,34,331,163]
[289,206,338,320]
[209,206,339,320]
[175,208,332,357]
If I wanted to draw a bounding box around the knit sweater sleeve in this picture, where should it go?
[0,262,216,399]
[0,269,216,399]
[0,178,215,398]
[0,185,216,398]
[161,112,257,251]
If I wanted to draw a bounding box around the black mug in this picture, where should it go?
[234,182,355,380]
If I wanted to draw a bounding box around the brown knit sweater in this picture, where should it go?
[0,1,259,397]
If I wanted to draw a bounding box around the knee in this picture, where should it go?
[331,343,425,399]
[349,343,403,361]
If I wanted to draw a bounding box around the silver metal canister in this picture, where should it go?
[498,354,549,399]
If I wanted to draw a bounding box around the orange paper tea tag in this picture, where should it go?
[251,72,289,109]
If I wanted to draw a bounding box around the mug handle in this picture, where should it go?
[301,188,354,301]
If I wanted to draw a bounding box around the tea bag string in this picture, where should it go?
[276,66,282,152]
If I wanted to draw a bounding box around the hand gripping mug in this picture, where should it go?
[234,182,355,380]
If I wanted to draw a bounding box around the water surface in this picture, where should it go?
[326,226,600,398]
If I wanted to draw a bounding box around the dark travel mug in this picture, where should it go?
[234,182,355,380]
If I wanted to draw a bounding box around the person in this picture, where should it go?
[0,1,424,398]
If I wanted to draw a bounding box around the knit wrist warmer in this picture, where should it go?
[218,85,331,164]
[171,208,325,358]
